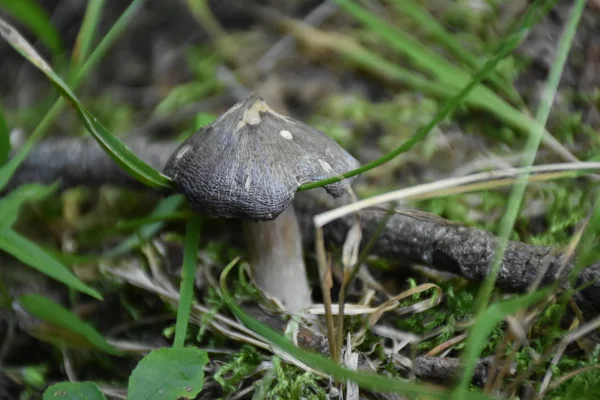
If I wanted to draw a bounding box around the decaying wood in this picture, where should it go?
[5,137,600,315]
[294,192,600,316]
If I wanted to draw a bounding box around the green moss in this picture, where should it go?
[395,281,478,352]
[264,357,327,400]
[214,346,262,396]
[527,183,591,246]
[548,347,600,400]
[196,287,225,343]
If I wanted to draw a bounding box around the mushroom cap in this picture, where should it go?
[163,94,360,221]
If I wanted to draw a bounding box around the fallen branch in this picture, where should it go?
[295,193,600,316]
[6,137,600,315]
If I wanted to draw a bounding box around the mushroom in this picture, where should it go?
[163,94,360,312]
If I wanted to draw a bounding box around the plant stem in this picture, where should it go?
[174,215,201,347]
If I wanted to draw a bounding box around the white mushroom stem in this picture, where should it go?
[242,206,312,313]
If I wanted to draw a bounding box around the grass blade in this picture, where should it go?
[0,100,64,190]
[19,294,120,354]
[298,0,572,192]
[298,16,525,192]
[71,0,105,72]
[0,16,172,188]
[333,0,575,162]
[105,194,184,257]
[384,0,522,104]
[335,0,503,105]
[452,289,552,398]
[0,0,63,59]
[0,0,149,191]
[0,229,102,299]
[173,215,201,348]
[458,0,586,391]
[476,0,585,317]
[73,0,146,85]
[571,198,600,282]
[0,182,58,229]
[0,104,8,165]
[220,259,489,399]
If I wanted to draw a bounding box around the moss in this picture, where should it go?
[527,182,591,247]
[547,347,600,400]
[395,281,478,352]
[264,357,327,400]
[214,346,263,396]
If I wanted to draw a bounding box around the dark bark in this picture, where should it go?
[5,137,600,315]
[295,193,600,316]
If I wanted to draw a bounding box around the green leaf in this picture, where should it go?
[43,382,106,400]
[452,288,552,398]
[0,104,9,165]
[332,0,574,160]
[0,0,147,192]
[0,0,64,59]
[384,0,521,103]
[70,0,105,72]
[298,0,571,192]
[155,81,216,115]
[174,216,201,348]
[0,182,58,229]
[0,229,102,299]
[18,294,119,354]
[128,348,209,400]
[0,16,173,189]
[219,260,489,399]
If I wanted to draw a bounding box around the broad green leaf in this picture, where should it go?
[0,0,63,59]
[220,260,489,399]
[43,382,106,400]
[174,216,201,348]
[0,104,9,165]
[452,289,551,398]
[0,182,58,228]
[0,229,102,299]
[19,294,119,354]
[128,348,209,400]
[0,16,173,189]
[105,194,184,257]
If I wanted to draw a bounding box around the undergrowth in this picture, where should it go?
[1,0,599,399]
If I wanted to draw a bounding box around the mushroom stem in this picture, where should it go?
[242,206,312,313]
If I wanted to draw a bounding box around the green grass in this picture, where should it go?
[1,0,599,398]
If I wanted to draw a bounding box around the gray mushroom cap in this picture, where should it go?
[163,94,360,221]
